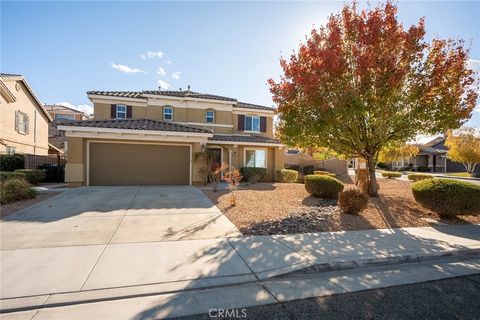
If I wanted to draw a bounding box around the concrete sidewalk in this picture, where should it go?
[2,256,479,320]
[1,224,479,312]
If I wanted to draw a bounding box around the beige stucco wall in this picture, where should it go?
[91,97,276,137]
[0,80,49,155]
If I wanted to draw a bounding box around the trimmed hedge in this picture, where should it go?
[0,179,37,204]
[278,169,298,183]
[407,173,433,182]
[304,175,344,199]
[411,179,480,218]
[0,154,24,172]
[381,171,401,179]
[314,170,336,177]
[14,169,46,185]
[338,189,369,214]
[240,167,268,183]
[0,171,27,182]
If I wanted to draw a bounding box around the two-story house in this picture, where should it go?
[58,89,284,187]
[44,104,92,121]
[45,104,92,154]
[0,73,52,155]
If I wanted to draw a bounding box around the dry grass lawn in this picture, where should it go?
[202,176,480,235]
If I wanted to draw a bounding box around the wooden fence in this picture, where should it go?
[24,154,66,169]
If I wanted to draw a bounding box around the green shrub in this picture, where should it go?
[0,171,27,182]
[304,174,344,199]
[381,171,401,179]
[240,167,268,183]
[0,179,37,204]
[411,179,480,218]
[376,162,389,170]
[278,169,298,183]
[0,154,24,172]
[407,173,433,182]
[302,165,315,175]
[314,170,336,177]
[338,189,369,214]
[14,169,46,185]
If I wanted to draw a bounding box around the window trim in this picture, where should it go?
[17,111,28,135]
[115,104,127,119]
[244,115,260,132]
[244,148,267,168]
[163,106,173,121]
[206,110,215,124]
[6,146,16,155]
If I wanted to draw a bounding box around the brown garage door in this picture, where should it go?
[89,143,190,186]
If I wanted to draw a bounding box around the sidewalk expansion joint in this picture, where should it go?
[2,253,478,315]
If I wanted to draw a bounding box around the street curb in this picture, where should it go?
[1,248,479,314]
[280,248,480,277]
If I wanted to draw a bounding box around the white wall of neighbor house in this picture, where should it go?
[0,80,50,155]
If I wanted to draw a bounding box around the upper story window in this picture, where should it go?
[245,115,260,132]
[163,106,173,121]
[116,105,127,119]
[55,114,75,121]
[15,111,29,135]
[206,110,215,123]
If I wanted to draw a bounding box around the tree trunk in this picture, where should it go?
[366,155,379,197]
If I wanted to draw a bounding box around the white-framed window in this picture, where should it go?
[116,105,127,119]
[244,148,267,168]
[6,146,16,155]
[55,114,75,121]
[15,111,29,134]
[245,115,260,132]
[206,110,215,123]
[163,106,173,121]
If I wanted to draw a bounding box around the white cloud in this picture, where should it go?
[157,80,170,90]
[56,102,93,115]
[156,67,166,77]
[172,71,181,80]
[166,60,173,65]
[141,51,164,60]
[110,62,145,74]
[467,59,480,73]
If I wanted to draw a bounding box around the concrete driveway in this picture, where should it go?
[0,186,249,299]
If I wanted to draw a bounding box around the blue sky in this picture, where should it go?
[1,1,479,127]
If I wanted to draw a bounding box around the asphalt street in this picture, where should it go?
[173,274,480,320]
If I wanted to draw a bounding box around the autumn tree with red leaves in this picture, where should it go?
[269,1,478,197]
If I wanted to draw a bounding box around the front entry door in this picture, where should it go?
[207,147,222,181]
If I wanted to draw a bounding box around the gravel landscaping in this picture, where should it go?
[202,176,480,236]
[0,192,61,217]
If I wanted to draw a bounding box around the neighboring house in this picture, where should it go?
[58,88,284,187]
[44,104,92,121]
[0,73,52,155]
[44,104,92,154]
[284,150,348,175]
[390,136,478,173]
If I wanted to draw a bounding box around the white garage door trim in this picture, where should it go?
[86,140,192,186]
